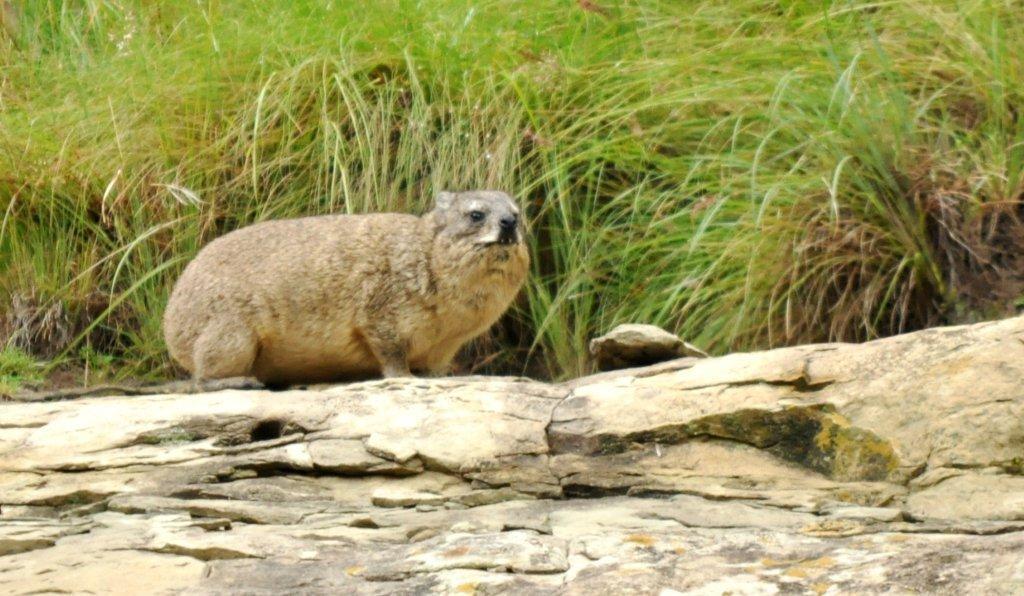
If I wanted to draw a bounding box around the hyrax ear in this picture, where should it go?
[434,191,456,211]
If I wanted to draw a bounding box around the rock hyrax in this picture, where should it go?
[163,190,529,384]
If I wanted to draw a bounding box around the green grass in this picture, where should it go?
[0,347,44,395]
[1,0,1022,382]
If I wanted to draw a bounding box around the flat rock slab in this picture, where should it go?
[4,316,1024,593]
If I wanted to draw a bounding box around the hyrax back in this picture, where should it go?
[163,191,529,384]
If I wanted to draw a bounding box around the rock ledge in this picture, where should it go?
[3,316,1024,593]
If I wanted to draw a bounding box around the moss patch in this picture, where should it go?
[135,426,205,445]
[605,405,900,482]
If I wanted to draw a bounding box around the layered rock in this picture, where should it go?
[3,316,1024,594]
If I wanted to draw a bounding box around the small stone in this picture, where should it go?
[589,324,706,371]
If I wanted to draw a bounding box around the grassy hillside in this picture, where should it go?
[1,0,1022,386]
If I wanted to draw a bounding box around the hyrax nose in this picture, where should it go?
[499,215,518,231]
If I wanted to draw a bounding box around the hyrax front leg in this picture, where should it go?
[420,339,463,377]
[363,327,412,378]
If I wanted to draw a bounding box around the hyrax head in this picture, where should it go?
[431,190,523,247]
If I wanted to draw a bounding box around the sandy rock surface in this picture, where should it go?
[4,316,1024,594]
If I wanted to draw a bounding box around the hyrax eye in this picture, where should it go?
[469,210,486,222]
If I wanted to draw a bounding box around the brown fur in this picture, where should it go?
[0,2,17,39]
[163,191,529,384]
